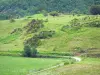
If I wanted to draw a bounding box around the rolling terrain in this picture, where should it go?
[0,14,100,75]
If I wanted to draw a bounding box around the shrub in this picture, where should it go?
[27,16,32,18]
[87,20,100,27]
[24,35,41,47]
[49,11,59,17]
[44,18,48,22]
[61,25,71,32]
[38,31,55,39]
[24,19,44,33]
[31,47,38,57]
[64,61,70,65]
[10,28,22,34]
[70,18,81,30]
[23,45,31,57]
[90,5,100,15]
[10,18,15,23]
[41,10,48,16]
[61,18,81,32]
[23,45,37,57]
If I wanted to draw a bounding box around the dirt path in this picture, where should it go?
[27,57,81,75]
[72,57,82,62]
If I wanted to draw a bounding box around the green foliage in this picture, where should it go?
[38,31,55,39]
[41,10,48,16]
[70,18,81,29]
[0,0,95,18]
[10,28,22,34]
[87,20,100,27]
[24,35,41,47]
[24,19,44,33]
[0,14,9,20]
[23,45,37,57]
[49,11,59,17]
[90,5,100,15]
[9,18,15,23]
[73,47,86,53]
[61,18,81,32]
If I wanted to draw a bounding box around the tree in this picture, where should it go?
[23,45,31,57]
[10,18,15,23]
[49,11,59,17]
[0,0,95,17]
[90,5,100,15]
[31,47,38,57]
[94,0,100,5]
[23,45,37,57]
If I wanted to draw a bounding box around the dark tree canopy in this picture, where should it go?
[90,5,100,15]
[0,0,97,19]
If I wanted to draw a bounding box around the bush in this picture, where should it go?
[87,20,100,27]
[61,25,71,32]
[24,35,41,47]
[64,61,70,65]
[23,45,31,57]
[38,31,55,39]
[70,18,81,30]
[10,18,15,23]
[24,19,44,33]
[61,18,81,32]
[41,10,48,16]
[90,5,100,15]
[49,11,59,17]
[10,28,22,34]
[23,45,37,57]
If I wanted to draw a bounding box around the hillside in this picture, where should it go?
[0,0,95,19]
[35,58,100,75]
[0,14,100,57]
[1,0,100,75]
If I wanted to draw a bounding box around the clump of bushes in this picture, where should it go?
[24,19,44,33]
[61,18,81,32]
[10,28,22,34]
[24,30,55,48]
[73,47,86,53]
[87,20,100,27]
[70,18,81,29]
[49,11,59,17]
[27,16,32,19]
[64,59,75,65]
[61,25,71,32]
[41,10,48,16]
[90,5,100,15]
[10,18,15,23]
[38,31,55,39]
[24,34,41,47]
[23,45,37,57]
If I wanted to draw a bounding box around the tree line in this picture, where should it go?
[0,0,97,19]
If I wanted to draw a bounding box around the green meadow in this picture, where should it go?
[0,14,100,75]
[0,56,62,75]
[0,0,100,75]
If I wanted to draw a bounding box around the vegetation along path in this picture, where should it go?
[28,56,82,75]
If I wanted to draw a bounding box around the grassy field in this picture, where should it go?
[59,58,100,75]
[0,14,100,75]
[0,56,63,75]
[36,58,100,75]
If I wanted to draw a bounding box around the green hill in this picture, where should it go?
[0,14,100,57]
